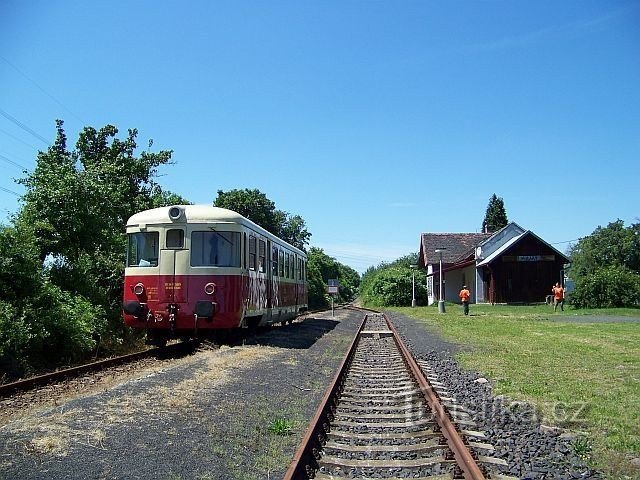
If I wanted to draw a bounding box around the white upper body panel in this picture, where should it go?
[126,204,306,257]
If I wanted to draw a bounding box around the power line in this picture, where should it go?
[552,238,581,245]
[0,127,40,151]
[0,55,85,124]
[0,108,50,146]
[0,185,21,197]
[0,153,29,170]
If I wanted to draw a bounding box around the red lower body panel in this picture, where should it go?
[123,273,307,334]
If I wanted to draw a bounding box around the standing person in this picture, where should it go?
[459,285,470,316]
[552,282,564,312]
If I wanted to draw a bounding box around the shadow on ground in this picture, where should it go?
[235,316,340,349]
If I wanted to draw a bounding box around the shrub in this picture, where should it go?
[569,266,640,308]
[0,282,107,377]
[360,266,428,307]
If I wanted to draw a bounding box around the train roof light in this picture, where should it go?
[168,206,184,221]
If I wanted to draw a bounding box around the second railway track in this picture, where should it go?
[0,340,201,399]
[285,311,510,480]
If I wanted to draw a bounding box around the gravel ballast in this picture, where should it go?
[0,308,606,479]
[387,310,603,480]
[0,309,363,480]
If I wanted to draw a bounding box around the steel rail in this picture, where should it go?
[283,308,487,480]
[0,341,198,398]
[384,311,486,480]
[282,314,368,479]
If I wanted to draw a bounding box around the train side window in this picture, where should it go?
[166,229,184,249]
[258,239,266,273]
[191,231,240,267]
[243,233,246,270]
[285,253,290,278]
[289,254,294,279]
[249,235,256,271]
[272,246,279,276]
[279,250,284,276]
[292,254,296,279]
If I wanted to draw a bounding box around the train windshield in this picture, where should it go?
[127,232,159,267]
[191,231,241,267]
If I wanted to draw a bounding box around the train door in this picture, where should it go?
[159,228,189,305]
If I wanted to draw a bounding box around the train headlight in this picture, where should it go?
[134,282,145,296]
[168,206,184,221]
[204,282,216,295]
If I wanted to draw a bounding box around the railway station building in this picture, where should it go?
[418,222,570,305]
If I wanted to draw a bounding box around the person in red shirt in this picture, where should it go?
[552,282,565,312]
[459,285,471,316]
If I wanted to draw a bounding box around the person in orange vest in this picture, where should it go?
[552,282,565,312]
[459,285,470,316]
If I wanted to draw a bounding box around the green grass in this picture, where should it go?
[392,304,640,479]
[268,417,293,436]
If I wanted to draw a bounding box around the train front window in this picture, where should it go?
[127,232,159,267]
[191,231,241,267]
[166,229,184,248]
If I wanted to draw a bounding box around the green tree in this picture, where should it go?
[569,266,640,308]
[359,252,428,307]
[213,188,311,250]
[569,220,640,277]
[306,247,360,308]
[568,220,640,308]
[482,193,508,233]
[2,120,185,375]
[0,222,106,376]
[214,189,281,234]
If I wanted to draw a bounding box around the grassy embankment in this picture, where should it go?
[391,304,640,479]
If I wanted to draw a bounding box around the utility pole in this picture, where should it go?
[435,248,446,313]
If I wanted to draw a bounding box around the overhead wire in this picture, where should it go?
[0,55,85,124]
[0,108,50,146]
[0,127,41,151]
[0,153,29,171]
[0,186,21,197]
[552,238,581,245]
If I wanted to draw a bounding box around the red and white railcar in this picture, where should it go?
[122,205,308,344]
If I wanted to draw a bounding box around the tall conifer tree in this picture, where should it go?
[482,194,508,233]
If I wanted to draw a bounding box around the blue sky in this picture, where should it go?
[1,1,638,272]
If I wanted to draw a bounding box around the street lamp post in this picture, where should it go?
[410,265,417,307]
[435,248,446,313]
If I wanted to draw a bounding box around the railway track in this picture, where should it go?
[284,311,509,480]
[0,309,322,400]
[0,340,200,399]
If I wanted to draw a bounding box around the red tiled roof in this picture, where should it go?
[419,232,492,267]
